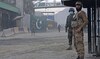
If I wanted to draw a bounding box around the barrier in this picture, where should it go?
[0,28,14,37]
[5,28,14,36]
[14,27,19,34]
[23,27,29,33]
[0,27,30,37]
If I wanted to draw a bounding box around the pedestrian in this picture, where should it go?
[71,1,88,59]
[65,8,75,50]
[58,24,61,32]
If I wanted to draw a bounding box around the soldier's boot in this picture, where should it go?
[77,56,84,59]
[80,56,84,59]
[77,56,80,59]
[66,45,72,50]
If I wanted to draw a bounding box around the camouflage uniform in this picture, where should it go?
[71,11,88,59]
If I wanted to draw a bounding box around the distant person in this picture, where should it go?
[58,24,61,32]
[65,8,75,50]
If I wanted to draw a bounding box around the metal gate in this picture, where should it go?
[88,0,100,56]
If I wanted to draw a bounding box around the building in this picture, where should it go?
[0,0,16,5]
[16,0,35,30]
[0,0,20,31]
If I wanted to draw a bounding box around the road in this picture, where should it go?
[0,34,71,59]
[0,31,99,59]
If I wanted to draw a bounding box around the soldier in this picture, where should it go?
[71,1,88,59]
[65,8,75,50]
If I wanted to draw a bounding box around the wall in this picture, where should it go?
[16,0,31,30]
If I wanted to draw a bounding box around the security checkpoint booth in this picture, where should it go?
[61,0,100,56]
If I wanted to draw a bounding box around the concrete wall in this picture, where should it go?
[16,0,24,27]
[16,0,31,29]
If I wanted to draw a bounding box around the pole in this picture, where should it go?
[88,8,92,53]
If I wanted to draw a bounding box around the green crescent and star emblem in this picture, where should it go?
[36,18,43,30]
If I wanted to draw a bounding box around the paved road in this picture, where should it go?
[0,31,99,59]
[0,36,70,59]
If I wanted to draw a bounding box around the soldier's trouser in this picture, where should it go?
[74,30,84,59]
[68,29,72,45]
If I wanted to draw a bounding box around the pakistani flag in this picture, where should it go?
[30,15,47,33]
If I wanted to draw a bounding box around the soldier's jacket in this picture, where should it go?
[66,13,75,29]
[71,11,88,30]
[72,11,88,59]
